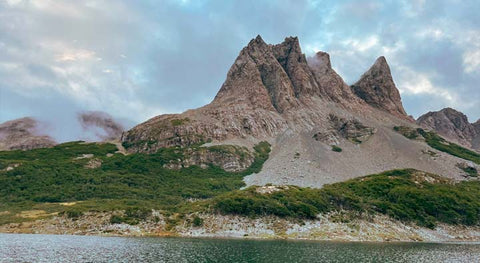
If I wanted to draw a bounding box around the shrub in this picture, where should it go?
[331,145,342,152]
[65,210,83,219]
[192,216,203,227]
[0,140,272,224]
[211,169,480,228]
[110,214,124,224]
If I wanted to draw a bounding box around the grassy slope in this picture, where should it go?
[0,141,479,229]
[0,141,270,224]
[212,169,480,228]
[394,126,480,165]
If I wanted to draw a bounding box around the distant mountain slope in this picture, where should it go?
[122,35,476,186]
[0,117,56,151]
[417,108,480,151]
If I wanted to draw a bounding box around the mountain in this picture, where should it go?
[122,35,474,187]
[0,117,56,150]
[417,108,480,151]
[351,56,409,119]
[1,35,479,241]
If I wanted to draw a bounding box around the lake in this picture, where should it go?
[1,233,479,262]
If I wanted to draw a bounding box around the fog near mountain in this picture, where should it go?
[1,0,479,137]
[78,111,124,141]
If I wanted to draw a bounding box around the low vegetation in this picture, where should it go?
[457,164,478,177]
[0,141,271,224]
[393,126,420,139]
[331,145,342,152]
[170,118,190,126]
[1,140,478,230]
[394,126,480,165]
[212,169,480,228]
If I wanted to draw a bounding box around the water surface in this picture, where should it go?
[1,233,479,262]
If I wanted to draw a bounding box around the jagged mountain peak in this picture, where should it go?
[351,56,409,119]
[125,36,416,153]
[310,51,332,69]
[373,55,387,65]
[417,107,479,150]
[307,51,361,105]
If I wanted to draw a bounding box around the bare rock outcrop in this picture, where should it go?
[313,114,375,145]
[308,51,361,105]
[417,108,480,150]
[351,56,409,119]
[272,37,321,98]
[122,36,411,163]
[0,117,56,151]
[163,145,255,172]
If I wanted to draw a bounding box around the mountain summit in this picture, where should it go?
[122,36,473,187]
[351,56,408,118]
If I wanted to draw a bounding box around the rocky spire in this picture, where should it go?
[351,56,408,118]
[417,107,479,149]
[272,37,321,98]
[308,51,360,104]
[213,35,298,113]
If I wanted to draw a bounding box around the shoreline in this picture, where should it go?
[2,231,480,245]
[1,211,479,243]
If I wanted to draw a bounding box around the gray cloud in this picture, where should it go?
[0,0,479,139]
[78,111,125,141]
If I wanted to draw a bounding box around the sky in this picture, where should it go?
[0,0,479,141]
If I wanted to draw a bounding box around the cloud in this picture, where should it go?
[0,0,479,136]
[78,111,125,141]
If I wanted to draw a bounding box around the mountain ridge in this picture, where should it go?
[417,107,480,151]
[120,35,475,187]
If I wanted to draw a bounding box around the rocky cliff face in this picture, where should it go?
[0,117,56,151]
[417,108,480,150]
[308,51,361,106]
[122,35,474,183]
[351,56,409,119]
[123,36,407,153]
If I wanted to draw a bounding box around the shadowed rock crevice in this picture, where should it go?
[272,37,321,98]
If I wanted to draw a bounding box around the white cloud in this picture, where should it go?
[463,49,480,73]
[55,49,96,62]
[396,66,458,105]
[342,35,379,52]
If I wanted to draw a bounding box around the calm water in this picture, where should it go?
[1,234,480,263]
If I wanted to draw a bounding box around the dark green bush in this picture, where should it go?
[64,210,83,219]
[110,214,124,224]
[192,216,203,227]
[331,145,342,152]
[0,141,271,217]
[212,169,480,228]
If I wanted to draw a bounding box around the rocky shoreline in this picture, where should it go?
[1,211,479,242]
